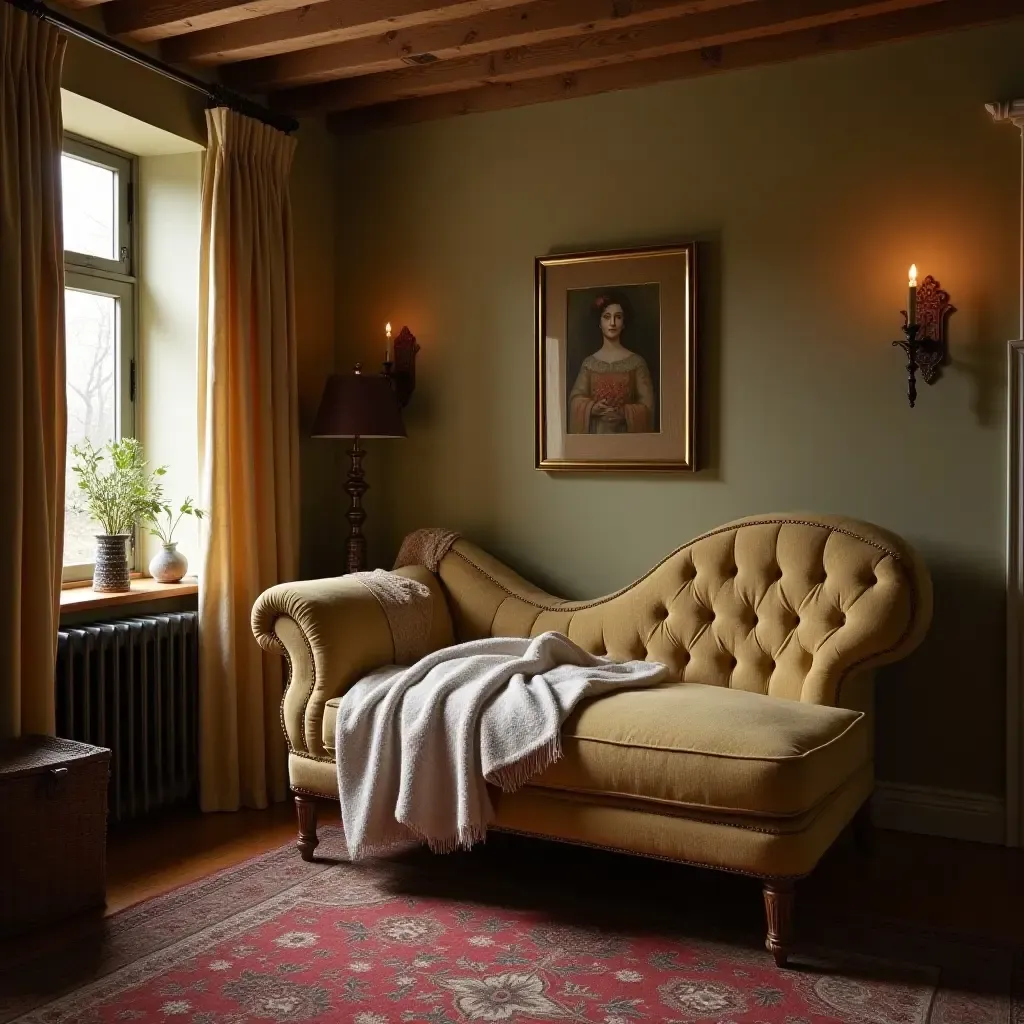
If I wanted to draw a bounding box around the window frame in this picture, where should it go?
[62,135,138,585]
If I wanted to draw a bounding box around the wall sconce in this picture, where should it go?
[892,266,955,408]
[382,323,420,407]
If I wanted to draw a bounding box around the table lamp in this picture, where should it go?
[312,364,406,573]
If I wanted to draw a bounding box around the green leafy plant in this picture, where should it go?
[146,496,206,546]
[70,437,167,536]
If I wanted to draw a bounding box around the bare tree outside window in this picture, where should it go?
[64,289,118,565]
[61,137,135,581]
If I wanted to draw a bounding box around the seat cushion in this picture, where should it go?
[532,683,868,818]
[325,682,866,819]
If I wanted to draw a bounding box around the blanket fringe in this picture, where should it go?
[425,824,489,855]
[346,824,424,862]
[486,736,563,793]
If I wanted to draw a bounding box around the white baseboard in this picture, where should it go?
[872,782,1006,845]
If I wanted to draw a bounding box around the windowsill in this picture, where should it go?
[60,576,198,613]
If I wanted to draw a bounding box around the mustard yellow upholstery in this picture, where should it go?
[253,514,931,885]
[252,565,453,758]
[324,682,867,819]
[531,684,868,818]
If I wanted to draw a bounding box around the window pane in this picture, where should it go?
[64,288,119,567]
[62,153,117,261]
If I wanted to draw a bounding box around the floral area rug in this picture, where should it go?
[1,826,1020,1023]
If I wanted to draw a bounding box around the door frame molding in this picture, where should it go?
[1008,341,1024,846]
[990,99,1024,846]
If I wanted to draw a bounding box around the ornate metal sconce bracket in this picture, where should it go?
[383,326,420,408]
[892,275,955,408]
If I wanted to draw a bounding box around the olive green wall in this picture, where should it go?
[335,20,1024,797]
[62,36,346,580]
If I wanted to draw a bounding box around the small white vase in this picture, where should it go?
[149,542,188,583]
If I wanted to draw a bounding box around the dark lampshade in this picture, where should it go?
[311,368,406,439]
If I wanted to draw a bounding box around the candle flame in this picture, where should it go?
[908,264,918,288]
[385,322,392,338]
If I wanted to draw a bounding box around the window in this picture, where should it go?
[62,136,136,582]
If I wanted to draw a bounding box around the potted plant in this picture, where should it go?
[70,438,167,593]
[145,497,205,583]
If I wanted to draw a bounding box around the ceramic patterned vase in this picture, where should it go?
[93,534,131,593]
[149,542,188,583]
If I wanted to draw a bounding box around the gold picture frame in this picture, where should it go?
[536,243,697,472]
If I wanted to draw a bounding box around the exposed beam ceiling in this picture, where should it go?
[224,0,760,91]
[275,0,950,113]
[325,0,1024,130]
[104,0,335,44]
[53,0,1024,133]
[159,0,533,65]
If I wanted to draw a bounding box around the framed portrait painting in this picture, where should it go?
[535,243,696,472]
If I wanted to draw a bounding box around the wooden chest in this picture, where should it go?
[0,735,110,937]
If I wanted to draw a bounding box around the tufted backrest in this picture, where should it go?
[433,514,932,707]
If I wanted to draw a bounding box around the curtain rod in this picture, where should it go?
[6,0,299,135]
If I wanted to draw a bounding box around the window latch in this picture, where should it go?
[120,245,129,265]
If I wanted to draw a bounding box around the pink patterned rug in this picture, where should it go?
[1,826,1019,1023]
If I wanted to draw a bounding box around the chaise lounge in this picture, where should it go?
[252,513,932,966]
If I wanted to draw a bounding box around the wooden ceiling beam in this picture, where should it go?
[103,0,331,43]
[280,0,947,113]
[225,0,759,91]
[327,0,1024,131]
[160,0,532,65]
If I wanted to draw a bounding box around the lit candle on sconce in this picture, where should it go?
[381,323,420,408]
[892,264,954,408]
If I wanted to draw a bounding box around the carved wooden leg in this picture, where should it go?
[294,795,319,862]
[762,880,796,968]
[852,801,875,856]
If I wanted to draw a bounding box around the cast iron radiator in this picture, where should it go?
[55,612,199,823]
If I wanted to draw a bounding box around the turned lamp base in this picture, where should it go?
[311,362,409,574]
[345,438,368,574]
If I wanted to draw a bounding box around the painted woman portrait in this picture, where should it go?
[567,286,659,434]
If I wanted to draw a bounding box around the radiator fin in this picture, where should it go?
[55,612,199,823]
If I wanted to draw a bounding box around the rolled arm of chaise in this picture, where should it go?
[252,568,450,758]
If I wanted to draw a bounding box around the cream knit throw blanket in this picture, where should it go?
[335,630,668,860]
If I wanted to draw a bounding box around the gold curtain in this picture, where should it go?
[0,7,67,740]
[197,108,299,811]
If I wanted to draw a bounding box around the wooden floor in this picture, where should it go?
[104,798,1024,945]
